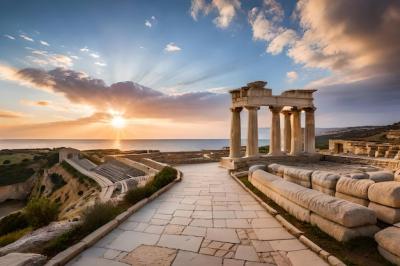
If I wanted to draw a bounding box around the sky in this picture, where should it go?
[0,0,399,139]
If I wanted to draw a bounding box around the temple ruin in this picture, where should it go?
[221,81,317,168]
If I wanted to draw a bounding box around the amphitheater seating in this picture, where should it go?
[93,161,145,183]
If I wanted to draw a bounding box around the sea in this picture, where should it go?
[0,139,270,152]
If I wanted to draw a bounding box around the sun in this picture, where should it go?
[110,115,126,129]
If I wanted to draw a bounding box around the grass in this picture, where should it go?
[237,175,393,266]
[0,212,29,236]
[0,161,35,186]
[25,197,60,228]
[0,227,33,247]
[0,153,34,165]
[43,166,178,257]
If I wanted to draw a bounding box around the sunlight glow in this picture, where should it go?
[111,115,126,129]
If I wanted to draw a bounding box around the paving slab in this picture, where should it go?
[157,234,203,252]
[206,228,240,243]
[234,245,259,262]
[254,228,295,241]
[120,245,177,266]
[287,250,328,266]
[106,231,160,252]
[172,250,223,266]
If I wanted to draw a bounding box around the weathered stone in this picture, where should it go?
[375,226,400,258]
[0,221,77,256]
[172,250,222,266]
[368,202,400,224]
[0,253,46,266]
[368,181,400,208]
[367,171,394,182]
[334,192,369,207]
[311,171,340,189]
[234,245,259,262]
[157,234,202,252]
[336,177,374,199]
[120,245,177,266]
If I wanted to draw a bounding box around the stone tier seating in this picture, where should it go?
[267,163,400,224]
[94,162,145,183]
[249,169,378,242]
[70,157,97,171]
[375,226,400,265]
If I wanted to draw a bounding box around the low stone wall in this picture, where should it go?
[249,169,379,242]
[323,154,400,171]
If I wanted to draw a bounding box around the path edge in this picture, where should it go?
[230,171,346,266]
[45,169,183,266]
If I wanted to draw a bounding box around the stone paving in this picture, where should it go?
[68,163,328,266]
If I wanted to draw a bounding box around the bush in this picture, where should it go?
[25,198,59,228]
[80,202,123,233]
[0,227,32,247]
[0,212,29,236]
[152,166,177,189]
[124,166,177,205]
[2,160,10,165]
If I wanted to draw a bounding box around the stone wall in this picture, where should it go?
[0,175,36,203]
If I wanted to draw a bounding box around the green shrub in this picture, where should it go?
[152,166,177,189]
[0,212,29,236]
[0,227,32,247]
[124,186,150,205]
[124,166,177,205]
[25,197,59,228]
[42,227,78,256]
[2,160,10,165]
[80,202,123,233]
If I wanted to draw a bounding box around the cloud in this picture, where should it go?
[164,42,182,52]
[28,50,73,68]
[90,53,100,58]
[19,34,34,42]
[94,62,107,67]
[267,29,297,55]
[4,34,15,40]
[0,65,229,122]
[145,20,152,27]
[39,40,50,46]
[21,99,51,107]
[286,71,298,82]
[80,46,90,52]
[0,109,24,118]
[70,55,79,60]
[190,0,241,28]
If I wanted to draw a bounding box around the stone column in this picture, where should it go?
[304,107,316,153]
[269,106,283,156]
[229,107,242,158]
[246,106,259,157]
[282,110,292,154]
[290,107,302,155]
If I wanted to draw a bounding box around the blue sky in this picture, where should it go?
[0,0,399,139]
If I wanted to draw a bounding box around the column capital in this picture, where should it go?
[269,106,283,113]
[303,107,316,112]
[230,107,243,112]
[245,106,260,111]
[281,109,292,115]
[290,106,301,113]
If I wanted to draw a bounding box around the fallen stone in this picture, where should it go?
[336,177,374,199]
[0,221,77,256]
[369,202,400,224]
[368,181,400,208]
[375,226,400,258]
[311,171,340,189]
[367,171,394,182]
[0,252,46,266]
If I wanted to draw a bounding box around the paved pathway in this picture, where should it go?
[68,163,328,266]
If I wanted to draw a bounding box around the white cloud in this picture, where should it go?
[145,20,152,28]
[80,46,90,52]
[20,34,34,42]
[39,40,50,46]
[90,53,100,58]
[267,29,297,55]
[286,71,298,82]
[29,50,73,68]
[190,0,241,28]
[4,34,15,40]
[151,16,156,20]
[70,55,79,60]
[94,62,107,67]
[164,42,182,52]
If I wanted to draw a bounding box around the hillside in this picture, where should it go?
[316,122,400,149]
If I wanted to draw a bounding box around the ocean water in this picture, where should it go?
[0,139,270,152]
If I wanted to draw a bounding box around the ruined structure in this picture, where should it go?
[221,81,317,168]
[329,140,400,160]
